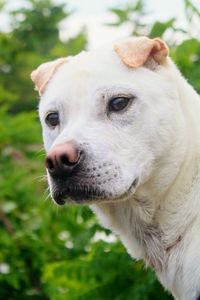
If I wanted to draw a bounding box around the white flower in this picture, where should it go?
[0,263,10,274]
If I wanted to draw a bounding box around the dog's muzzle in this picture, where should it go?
[45,142,110,205]
[45,142,138,205]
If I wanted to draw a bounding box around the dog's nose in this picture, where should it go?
[45,141,81,177]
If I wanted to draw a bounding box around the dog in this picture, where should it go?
[31,36,200,300]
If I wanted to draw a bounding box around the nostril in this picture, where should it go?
[60,154,70,165]
[45,157,54,171]
[60,154,77,166]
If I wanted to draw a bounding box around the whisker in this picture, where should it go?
[36,147,45,154]
[34,174,47,182]
[42,187,51,202]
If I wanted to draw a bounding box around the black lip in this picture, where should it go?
[53,185,106,205]
[52,178,138,206]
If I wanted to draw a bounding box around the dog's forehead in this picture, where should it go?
[41,49,137,103]
[64,50,126,76]
[61,50,123,84]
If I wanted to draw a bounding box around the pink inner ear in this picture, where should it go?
[31,58,69,96]
[114,37,169,68]
[150,38,169,64]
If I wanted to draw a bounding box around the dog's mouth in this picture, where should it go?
[53,185,106,205]
[51,178,138,206]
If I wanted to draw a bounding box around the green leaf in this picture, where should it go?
[149,18,175,38]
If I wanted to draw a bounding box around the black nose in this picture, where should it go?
[45,142,81,178]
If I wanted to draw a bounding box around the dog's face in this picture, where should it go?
[32,37,179,205]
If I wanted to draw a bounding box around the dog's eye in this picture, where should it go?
[45,112,59,127]
[108,97,130,112]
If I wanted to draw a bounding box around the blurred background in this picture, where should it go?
[0,0,200,299]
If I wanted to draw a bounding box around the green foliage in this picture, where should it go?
[0,0,86,112]
[108,0,148,35]
[11,0,68,55]
[149,19,175,38]
[171,38,200,92]
[42,244,171,300]
[1,0,200,299]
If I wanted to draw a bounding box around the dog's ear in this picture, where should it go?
[114,37,169,68]
[31,58,69,96]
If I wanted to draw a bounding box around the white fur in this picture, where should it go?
[39,47,200,300]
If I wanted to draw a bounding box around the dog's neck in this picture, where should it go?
[91,67,200,299]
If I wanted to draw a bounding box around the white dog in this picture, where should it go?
[31,37,200,300]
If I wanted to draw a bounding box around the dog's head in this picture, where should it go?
[31,37,180,205]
